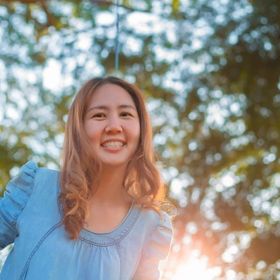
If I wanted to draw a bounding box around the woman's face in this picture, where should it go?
[84,83,140,168]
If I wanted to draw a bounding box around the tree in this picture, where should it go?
[0,0,279,278]
[161,0,280,278]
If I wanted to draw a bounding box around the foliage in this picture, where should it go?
[0,0,279,278]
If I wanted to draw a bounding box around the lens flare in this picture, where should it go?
[171,255,221,280]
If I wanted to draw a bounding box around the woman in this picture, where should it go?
[0,76,173,280]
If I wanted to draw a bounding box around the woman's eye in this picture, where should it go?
[120,112,133,117]
[92,113,105,119]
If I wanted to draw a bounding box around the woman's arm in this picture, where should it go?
[133,211,173,280]
[0,161,38,249]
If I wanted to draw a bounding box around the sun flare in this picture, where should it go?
[171,255,220,280]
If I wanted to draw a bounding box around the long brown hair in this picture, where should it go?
[60,76,168,239]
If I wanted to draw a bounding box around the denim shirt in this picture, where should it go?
[0,161,173,280]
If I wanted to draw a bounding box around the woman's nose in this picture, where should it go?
[104,116,122,133]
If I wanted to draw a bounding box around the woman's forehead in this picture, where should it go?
[88,83,137,107]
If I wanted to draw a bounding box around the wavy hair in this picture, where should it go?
[60,76,170,239]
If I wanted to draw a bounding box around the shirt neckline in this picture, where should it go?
[79,200,140,246]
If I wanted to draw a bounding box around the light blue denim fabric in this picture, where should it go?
[0,161,173,280]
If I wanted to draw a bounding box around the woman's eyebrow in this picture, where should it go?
[87,104,137,112]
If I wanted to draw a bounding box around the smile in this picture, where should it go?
[101,141,126,148]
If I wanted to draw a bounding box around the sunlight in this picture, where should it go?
[172,255,221,280]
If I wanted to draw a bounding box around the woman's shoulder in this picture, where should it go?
[16,161,61,217]
[16,160,59,176]
[136,206,173,233]
[36,163,60,182]
[12,160,60,195]
[132,206,173,277]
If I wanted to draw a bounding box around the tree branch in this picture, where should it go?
[38,0,57,27]
[90,0,151,13]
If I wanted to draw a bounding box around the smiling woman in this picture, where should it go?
[83,83,140,169]
[0,76,174,280]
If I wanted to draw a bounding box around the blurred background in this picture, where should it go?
[0,0,280,279]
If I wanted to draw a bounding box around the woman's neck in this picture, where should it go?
[89,165,131,206]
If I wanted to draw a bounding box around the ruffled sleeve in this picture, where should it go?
[0,161,38,249]
[133,211,173,280]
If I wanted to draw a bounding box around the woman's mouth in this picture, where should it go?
[101,140,126,151]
